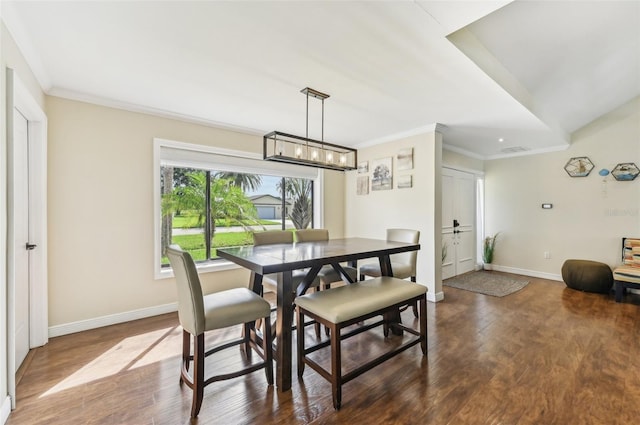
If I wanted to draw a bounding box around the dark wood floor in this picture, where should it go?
[8,274,640,424]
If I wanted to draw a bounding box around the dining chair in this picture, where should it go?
[253,229,325,337]
[359,228,420,317]
[294,228,358,289]
[166,245,273,418]
[252,230,307,295]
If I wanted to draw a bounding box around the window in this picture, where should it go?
[154,138,322,278]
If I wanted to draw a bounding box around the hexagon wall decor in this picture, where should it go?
[611,163,639,181]
[564,156,594,177]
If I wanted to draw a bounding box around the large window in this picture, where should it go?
[154,138,321,277]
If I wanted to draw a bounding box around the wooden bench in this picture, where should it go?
[614,237,640,302]
[295,276,427,410]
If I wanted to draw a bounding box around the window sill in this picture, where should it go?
[156,259,241,280]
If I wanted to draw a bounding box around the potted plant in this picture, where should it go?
[483,232,500,270]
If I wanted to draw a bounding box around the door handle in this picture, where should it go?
[26,243,37,250]
[453,219,460,228]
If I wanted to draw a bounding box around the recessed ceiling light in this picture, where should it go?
[498,138,504,142]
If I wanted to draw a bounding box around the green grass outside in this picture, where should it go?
[162,230,254,264]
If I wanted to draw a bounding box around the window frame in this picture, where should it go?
[153,137,324,279]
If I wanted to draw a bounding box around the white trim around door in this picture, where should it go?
[6,68,48,409]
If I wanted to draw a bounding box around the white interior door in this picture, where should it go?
[13,109,30,371]
[442,172,456,279]
[442,168,476,279]
[7,68,48,410]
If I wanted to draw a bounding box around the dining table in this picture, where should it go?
[217,236,421,392]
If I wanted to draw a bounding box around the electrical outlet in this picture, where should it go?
[544,251,550,259]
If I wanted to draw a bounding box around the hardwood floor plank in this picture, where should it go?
[7,274,640,424]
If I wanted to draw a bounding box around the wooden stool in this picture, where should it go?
[613,237,640,302]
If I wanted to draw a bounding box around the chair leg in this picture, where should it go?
[359,273,364,281]
[615,280,623,302]
[330,323,342,410]
[419,297,428,355]
[297,307,306,377]
[411,276,419,318]
[190,333,205,418]
[263,315,274,385]
[242,322,252,356]
[324,282,331,336]
[180,329,190,384]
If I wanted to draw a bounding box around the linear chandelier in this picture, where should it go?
[263,87,357,171]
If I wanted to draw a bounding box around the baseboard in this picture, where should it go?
[428,291,445,302]
[48,302,178,338]
[1,396,11,425]
[491,265,563,282]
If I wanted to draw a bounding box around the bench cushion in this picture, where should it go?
[623,238,640,266]
[614,265,640,284]
[294,276,426,323]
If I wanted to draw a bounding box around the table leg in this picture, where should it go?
[378,255,393,276]
[276,270,294,391]
[330,263,356,284]
[379,255,403,336]
[249,271,263,294]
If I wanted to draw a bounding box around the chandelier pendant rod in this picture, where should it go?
[321,97,324,142]
[305,91,310,152]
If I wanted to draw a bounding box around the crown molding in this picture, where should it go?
[48,87,265,136]
[1,2,52,91]
[356,123,444,148]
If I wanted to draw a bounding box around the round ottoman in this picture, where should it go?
[561,259,613,294]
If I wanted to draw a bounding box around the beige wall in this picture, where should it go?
[322,169,347,237]
[46,96,345,328]
[443,148,485,172]
[484,97,640,277]
[345,131,443,301]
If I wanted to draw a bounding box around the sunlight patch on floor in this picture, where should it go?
[40,326,180,397]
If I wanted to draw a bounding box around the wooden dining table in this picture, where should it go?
[217,237,421,392]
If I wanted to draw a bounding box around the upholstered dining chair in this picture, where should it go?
[252,230,307,296]
[294,228,358,289]
[359,228,420,317]
[166,245,273,418]
[253,230,294,293]
[253,229,294,246]
[294,229,359,336]
[253,229,323,336]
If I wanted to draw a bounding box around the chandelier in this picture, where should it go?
[263,87,357,171]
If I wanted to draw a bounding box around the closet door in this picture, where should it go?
[442,168,476,279]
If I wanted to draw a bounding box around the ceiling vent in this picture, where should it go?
[500,146,529,154]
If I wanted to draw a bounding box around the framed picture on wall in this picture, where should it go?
[397,148,413,171]
[398,175,412,189]
[358,161,369,174]
[371,157,393,191]
[357,176,369,195]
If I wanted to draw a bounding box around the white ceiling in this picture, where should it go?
[3,1,639,159]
